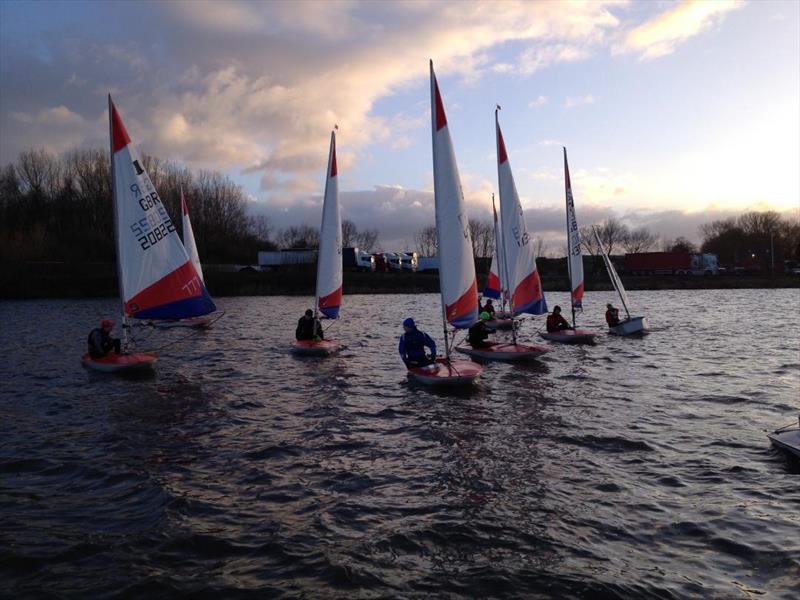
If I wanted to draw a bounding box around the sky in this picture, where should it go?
[1,0,798,252]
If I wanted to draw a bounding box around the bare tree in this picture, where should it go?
[533,236,547,259]
[354,228,379,252]
[277,225,319,249]
[248,214,273,242]
[414,224,438,256]
[468,219,494,258]
[623,227,658,253]
[667,236,697,253]
[581,217,629,256]
[341,219,358,247]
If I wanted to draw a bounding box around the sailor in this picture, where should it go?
[482,298,496,318]
[546,305,572,333]
[88,319,122,358]
[605,303,621,327]
[467,312,494,348]
[296,309,324,341]
[399,318,436,367]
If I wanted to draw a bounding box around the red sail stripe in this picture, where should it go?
[445,278,478,325]
[571,281,584,304]
[319,286,342,310]
[497,124,508,164]
[434,77,448,131]
[110,101,132,153]
[124,261,204,315]
[512,269,544,309]
[330,140,337,178]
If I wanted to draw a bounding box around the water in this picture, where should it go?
[1,289,798,598]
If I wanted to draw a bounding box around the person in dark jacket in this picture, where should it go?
[88,319,121,358]
[399,318,436,367]
[546,306,572,333]
[296,309,324,341]
[467,311,494,347]
[605,303,621,327]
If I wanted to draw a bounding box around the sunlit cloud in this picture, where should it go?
[528,95,548,108]
[565,94,596,108]
[619,0,746,60]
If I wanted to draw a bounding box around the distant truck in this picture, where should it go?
[342,247,375,271]
[399,252,418,271]
[373,253,390,272]
[385,252,404,271]
[258,248,316,270]
[416,256,439,273]
[625,252,718,276]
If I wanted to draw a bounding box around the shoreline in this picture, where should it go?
[1,262,798,300]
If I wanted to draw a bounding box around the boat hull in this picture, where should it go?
[768,428,800,459]
[150,316,213,330]
[407,358,482,386]
[291,339,338,356]
[455,341,549,361]
[484,318,513,331]
[81,352,158,373]
[540,329,597,344]
[609,316,648,336]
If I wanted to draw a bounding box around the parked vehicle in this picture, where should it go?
[343,247,375,271]
[400,252,418,271]
[416,256,439,272]
[258,248,317,270]
[624,252,718,276]
[373,253,390,272]
[385,252,404,271]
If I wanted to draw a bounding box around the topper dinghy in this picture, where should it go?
[592,224,649,336]
[541,148,597,345]
[150,188,215,329]
[82,97,219,372]
[408,62,482,386]
[767,417,800,459]
[291,130,342,356]
[456,109,549,362]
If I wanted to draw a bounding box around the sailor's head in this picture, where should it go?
[304,309,313,318]
[607,303,615,309]
[479,311,491,321]
[485,299,493,306]
[101,319,114,331]
[403,317,416,332]
[553,306,562,314]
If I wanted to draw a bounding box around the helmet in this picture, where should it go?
[553,305,561,313]
[403,317,415,328]
[101,319,114,328]
[479,311,490,321]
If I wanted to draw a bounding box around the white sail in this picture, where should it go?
[593,226,631,318]
[484,197,505,301]
[564,147,584,312]
[430,61,478,329]
[315,130,342,319]
[495,110,546,316]
[180,187,203,283]
[109,96,215,320]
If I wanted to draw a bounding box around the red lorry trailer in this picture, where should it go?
[625,252,692,276]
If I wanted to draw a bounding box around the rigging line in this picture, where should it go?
[146,311,226,354]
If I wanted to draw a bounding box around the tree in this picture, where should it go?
[414,224,438,256]
[468,219,494,258]
[623,227,658,254]
[277,225,319,249]
[341,218,379,251]
[667,236,697,253]
[249,214,273,242]
[580,217,629,256]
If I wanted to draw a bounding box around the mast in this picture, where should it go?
[108,95,128,347]
[491,193,507,314]
[593,225,631,318]
[495,108,517,345]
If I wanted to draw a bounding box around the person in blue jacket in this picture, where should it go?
[399,318,436,368]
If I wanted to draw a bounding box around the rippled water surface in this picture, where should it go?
[1,289,799,598]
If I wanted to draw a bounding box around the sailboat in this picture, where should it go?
[768,415,800,459]
[407,61,482,385]
[150,187,214,329]
[82,96,216,372]
[291,129,342,356]
[481,195,513,331]
[540,147,597,344]
[455,108,549,362]
[592,225,649,335]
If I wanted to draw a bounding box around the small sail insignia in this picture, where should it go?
[110,98,216,320]
[564,147,584,311]
[430,61,479,329]
[495,111,547,316]
[316,130,343,319]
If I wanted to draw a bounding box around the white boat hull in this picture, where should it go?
[455,341,549,362]
[540,329,597,344]
[609,316,649,336]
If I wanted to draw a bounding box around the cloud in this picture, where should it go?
[619,0,745,60]
[528,95,548,108]
[565,94,596,108]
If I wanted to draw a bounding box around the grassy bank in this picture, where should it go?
[1,262,798,300]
